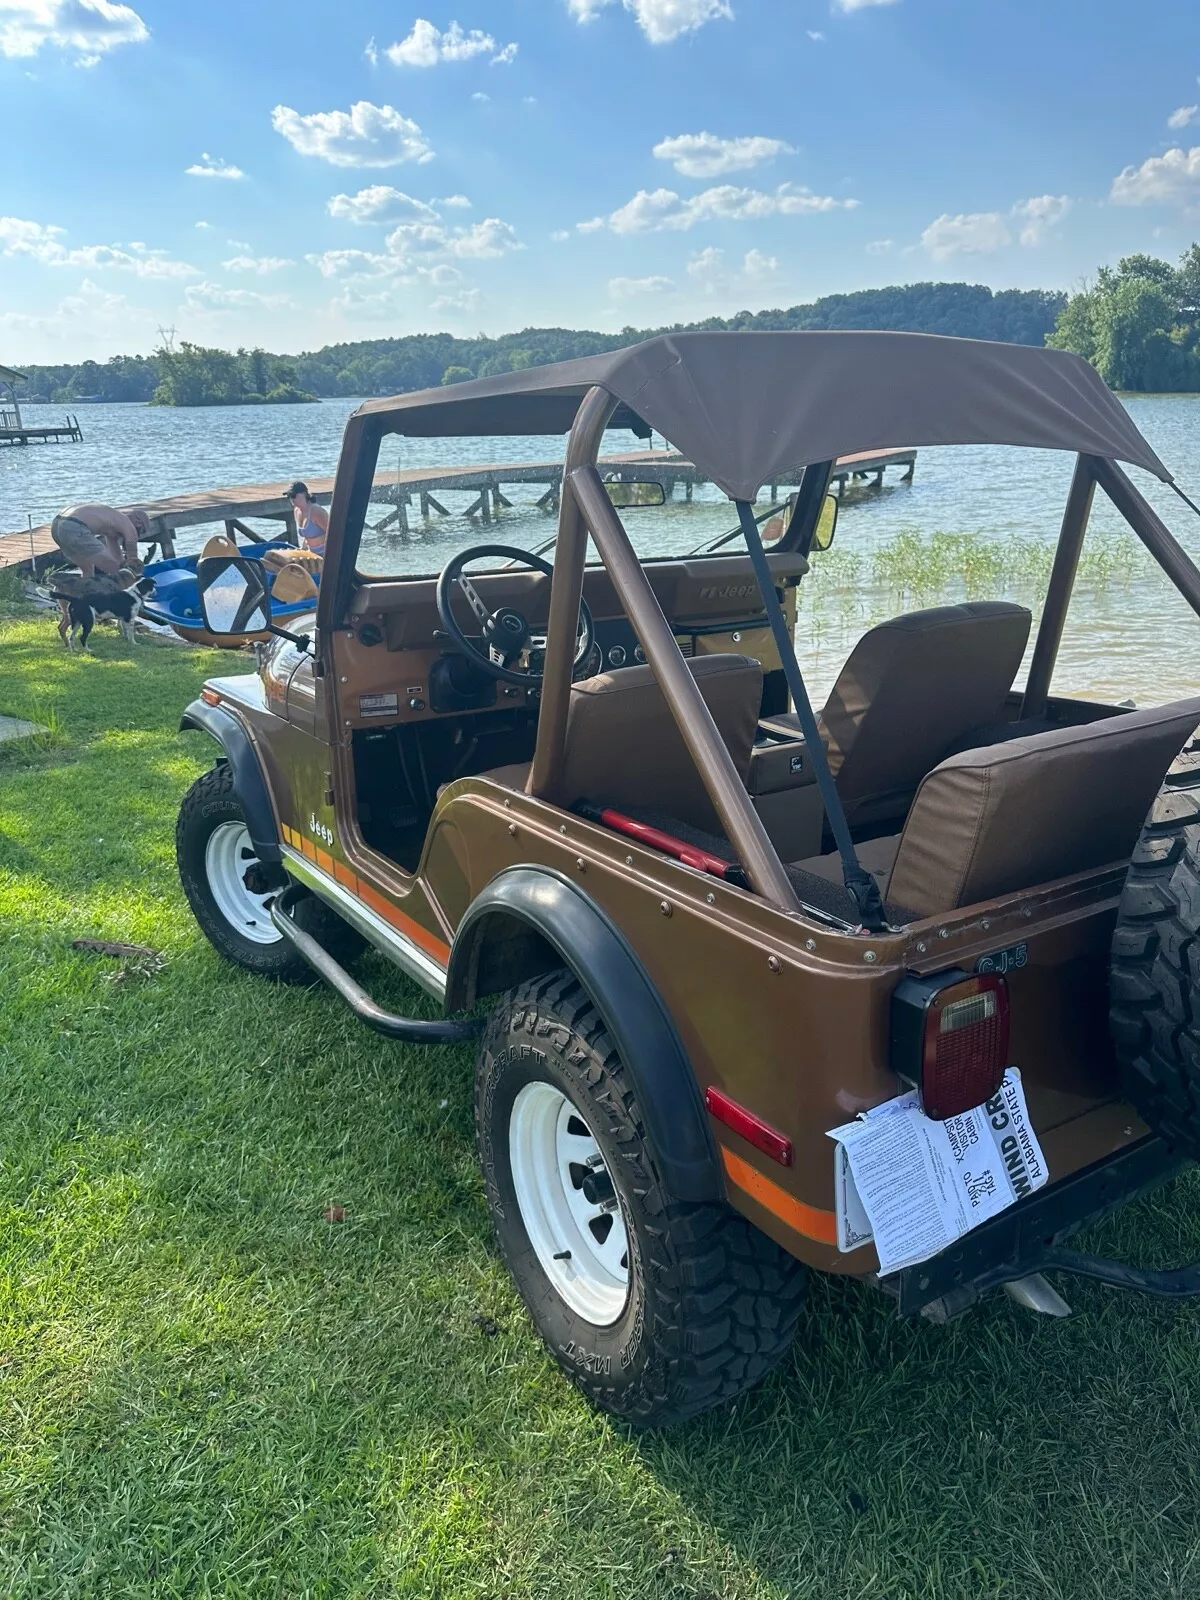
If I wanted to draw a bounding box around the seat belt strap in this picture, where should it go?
[735,500,886,931]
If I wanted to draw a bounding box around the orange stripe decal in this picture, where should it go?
[358,880,450,963]
[721,1147,838,1245]
[284,843,450,966]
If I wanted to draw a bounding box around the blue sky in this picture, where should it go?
[3,0,1200,362]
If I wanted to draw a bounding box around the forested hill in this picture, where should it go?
[15,281,1065,404]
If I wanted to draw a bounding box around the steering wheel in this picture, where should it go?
[435,543,595,687]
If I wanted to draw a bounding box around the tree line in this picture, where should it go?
[11,281,1065,406]
[1047,246,1200,391]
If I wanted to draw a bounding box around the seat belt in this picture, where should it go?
[735,500,887,932]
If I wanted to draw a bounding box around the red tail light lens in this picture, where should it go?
[892,971,1010,1120]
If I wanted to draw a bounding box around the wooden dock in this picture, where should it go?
[0,446,915,573]
[0,414,82,446]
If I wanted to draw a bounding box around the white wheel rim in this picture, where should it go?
[204,822,281,945]
[509,1081,630,1325]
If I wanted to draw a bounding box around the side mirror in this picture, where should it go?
[603,478,666,508]
[761,492,798,544]
[813,492,838,553]
[197,555,271,635]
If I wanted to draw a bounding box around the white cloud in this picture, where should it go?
[866,237,893,253]
[471,90,490,102]
[652,132,794,178]
[222,255,293,274]
[686,245,776,293]
[327,185,439,224]
[921,211,1011,260]
[686,245,725,288]
[0,278,152,347]
[492,41,518,63]
[272,101,434,167]
[1112,145,1200,206]
[364,35,378,65]
[331,285,401,320]
[186,152,246,180]
[742,247,777,277]
[437,194,471,208]
[185,281,294,311]
[834,0,899,10]
[307,248,395,280]
[921,194,1069,258]
[566,0,731,45]
[609,274,675,298]
[1168,105,1199,130]
[806,28,824,39]
[194,220,213,230]
[226,238,252,250]
[1011,193,1070,245]
[432,287,482,313]
[593,182,858,233]
[386,18,499,65]
[551,228,571,241]
[308,213,520,280]
[387,215,521,262]
[0,0,148,63]
[0,215,199,277]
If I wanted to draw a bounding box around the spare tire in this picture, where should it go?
[1110,734,1200,1154]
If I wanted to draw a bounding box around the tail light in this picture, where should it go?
[891,970,1010,1120]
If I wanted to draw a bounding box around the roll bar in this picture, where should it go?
[569,462,801,912]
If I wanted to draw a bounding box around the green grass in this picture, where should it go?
[5,601,1200,1598]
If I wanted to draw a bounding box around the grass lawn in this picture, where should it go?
[5,595,1200,1599]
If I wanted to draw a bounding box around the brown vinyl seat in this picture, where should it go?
[763,602,1032,830]
[792,697,1200,919]
[486,654,763,832]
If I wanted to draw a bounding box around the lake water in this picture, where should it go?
[7,393,1200,706]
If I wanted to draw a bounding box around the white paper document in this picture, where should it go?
[827,1071,1048,1275]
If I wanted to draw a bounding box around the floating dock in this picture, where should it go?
[0,446,915,572]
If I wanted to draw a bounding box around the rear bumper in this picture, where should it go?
[888,1135,1192,1315]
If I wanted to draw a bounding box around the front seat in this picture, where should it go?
[764,601,1032,831]
[488,653,763,833]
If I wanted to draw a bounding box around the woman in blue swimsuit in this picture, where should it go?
[285,480,328,557]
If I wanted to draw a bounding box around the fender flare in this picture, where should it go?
[180,697,282,867]
[447,865,721,1203]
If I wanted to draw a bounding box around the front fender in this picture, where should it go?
[180,697,281,866]
[447,866,720,1203]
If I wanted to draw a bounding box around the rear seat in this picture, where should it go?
[791,697,1200,920]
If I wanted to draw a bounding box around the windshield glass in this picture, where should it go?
[354,428,766,578]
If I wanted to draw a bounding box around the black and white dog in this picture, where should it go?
[51,571,156,651]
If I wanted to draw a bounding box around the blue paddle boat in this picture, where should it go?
[143,540,318,646]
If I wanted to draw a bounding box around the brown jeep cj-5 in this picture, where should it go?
[177,331,1200,1425]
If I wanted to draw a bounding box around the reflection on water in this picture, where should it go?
[7,393,1200,707]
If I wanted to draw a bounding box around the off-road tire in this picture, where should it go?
[176,763,364,982]
[475,969,807,1427]
[1110,736,1200,1154]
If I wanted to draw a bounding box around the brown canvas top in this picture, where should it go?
[356,330,1168,501]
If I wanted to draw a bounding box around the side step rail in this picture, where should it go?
[271,885,479,1044]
